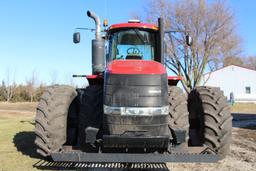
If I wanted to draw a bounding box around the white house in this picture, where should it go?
[203,65,256,103]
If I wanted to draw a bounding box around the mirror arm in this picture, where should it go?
[76,27,95,32]
[75,28,106,33]
[165,30,190,34]
[165,30,192,46]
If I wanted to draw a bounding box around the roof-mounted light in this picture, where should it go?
[128,19,140,23]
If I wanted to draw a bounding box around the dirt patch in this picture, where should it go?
[167,128,256,171]
[0,102,37,112]
[0,102,37,119]
[167,114,256,171]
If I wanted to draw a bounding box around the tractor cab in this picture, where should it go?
[106,21,158,62]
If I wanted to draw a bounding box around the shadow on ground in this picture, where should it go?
[20,120,35,125]
[232,113,256,130]
[13,131,169,171]
[13,131,42,159]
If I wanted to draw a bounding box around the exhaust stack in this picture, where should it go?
[87,10,105,74]
[87,10,101,40]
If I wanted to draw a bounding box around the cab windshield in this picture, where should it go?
[108,29,156,61]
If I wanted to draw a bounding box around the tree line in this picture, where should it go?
[0,81,45,103]
[223,56,256,70]
[0,68,79,102]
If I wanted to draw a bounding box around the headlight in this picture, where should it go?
[104,105,169,116]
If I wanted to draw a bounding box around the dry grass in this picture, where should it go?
[0,102,37,120]
[231,103,256,114]
[0,102,37,112]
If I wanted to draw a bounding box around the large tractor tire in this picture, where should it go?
[35,85,77,157]
[78,85,103,149]
[65,93,80,145]
[188,86,232,158]
[168,86,189,144]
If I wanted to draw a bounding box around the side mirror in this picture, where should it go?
[73,32,80,44]
[186,35,193,46]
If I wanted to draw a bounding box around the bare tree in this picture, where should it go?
[135,0,241,93]
[65,72,75,87]
[223,56,244,67]
[26,71,37,102]
[243,56,256,70]
[218,55,256,69]
[2,69,16,102]
[50,70,58,85]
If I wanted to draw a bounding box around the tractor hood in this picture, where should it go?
[104,60,168,108]
[106,60,167,75]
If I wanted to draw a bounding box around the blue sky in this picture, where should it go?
[0,0,255,85]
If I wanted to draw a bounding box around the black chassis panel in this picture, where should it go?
[103,135,169,149]
[104,73,168,107]
[103,114,170,137]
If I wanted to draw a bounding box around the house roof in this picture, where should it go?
[204,64,256,75]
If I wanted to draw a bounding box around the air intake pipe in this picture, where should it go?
[87,10,105,74]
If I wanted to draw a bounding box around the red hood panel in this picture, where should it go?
[106,60,167,75]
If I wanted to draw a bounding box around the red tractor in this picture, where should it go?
[34,10,232,163]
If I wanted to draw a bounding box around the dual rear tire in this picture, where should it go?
[169,86,232,158]
[168,86,189,143]
[34,85,77,157]
[188,86,232,158]
[34,85,103,157]
[35,85,232,158]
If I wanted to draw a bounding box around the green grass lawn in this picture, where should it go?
[0,115,43,171]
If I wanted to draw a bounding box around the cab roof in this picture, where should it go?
[108,23,158,32]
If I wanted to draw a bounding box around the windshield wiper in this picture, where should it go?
[133,29,147,45]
